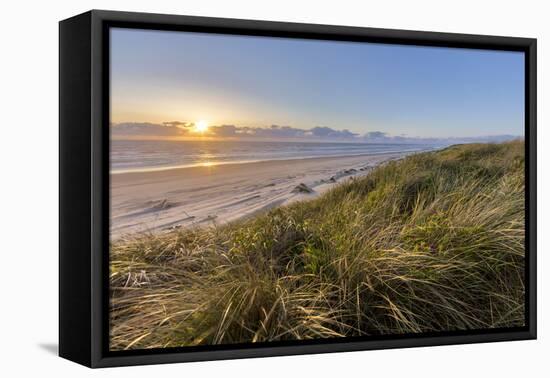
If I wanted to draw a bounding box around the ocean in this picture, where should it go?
[110,139,440,174]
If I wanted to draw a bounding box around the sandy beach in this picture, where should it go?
[110,151,417,239]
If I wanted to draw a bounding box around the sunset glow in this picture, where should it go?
[111,29,525,139]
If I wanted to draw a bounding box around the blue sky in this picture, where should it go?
[111,28,524,139]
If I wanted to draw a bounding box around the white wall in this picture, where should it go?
[0,0,547,376]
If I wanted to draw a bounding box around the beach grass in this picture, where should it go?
[109,141,525,350]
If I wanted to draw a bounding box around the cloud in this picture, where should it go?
[335,129,359,138]
[308,126,358,139]
[209,125,239,137]
[217,125,359,140]
[111,121,522,145]
[361,131,444,144]
[111,122,189,137]
[252,125,307,138]
[162,121,193,128]
[364,131,388,139]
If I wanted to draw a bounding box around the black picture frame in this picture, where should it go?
[59,9,537,368]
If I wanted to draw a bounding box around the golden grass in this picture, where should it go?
[109,141,525,350]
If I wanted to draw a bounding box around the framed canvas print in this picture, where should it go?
[59,10,537,368]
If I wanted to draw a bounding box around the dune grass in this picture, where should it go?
[109,141,525,350]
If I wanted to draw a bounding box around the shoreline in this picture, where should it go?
[110,148,434,175]
[110,150,430,240]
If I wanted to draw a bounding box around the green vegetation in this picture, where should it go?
[110,141,525,350]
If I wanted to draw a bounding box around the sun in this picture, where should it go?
[194,120,209,133]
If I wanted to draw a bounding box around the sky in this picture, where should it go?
[110,27,525,140]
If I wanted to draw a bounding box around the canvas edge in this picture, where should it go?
[59,10,94,367]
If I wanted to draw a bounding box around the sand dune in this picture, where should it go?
[110,152,417,240]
